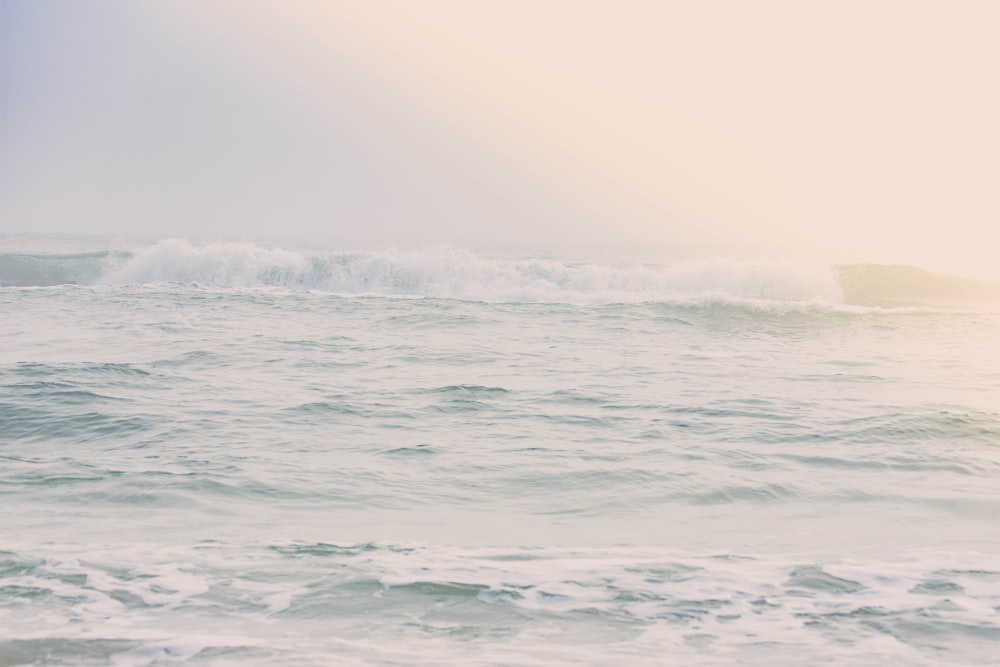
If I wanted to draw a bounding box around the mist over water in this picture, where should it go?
[4,1,1000,277]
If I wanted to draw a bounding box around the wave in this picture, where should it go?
[0,250,128,287]
[3,239,998,309]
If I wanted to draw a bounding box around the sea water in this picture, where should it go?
[2,236,999,666]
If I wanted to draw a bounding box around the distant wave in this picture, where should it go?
[103,240,849,305]
[3,239,999,309]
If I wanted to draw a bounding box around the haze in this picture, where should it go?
[2,0,998,277]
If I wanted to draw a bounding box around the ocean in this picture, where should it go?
[2,235,999,666]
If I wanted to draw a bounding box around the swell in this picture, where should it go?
[0,251,131,287]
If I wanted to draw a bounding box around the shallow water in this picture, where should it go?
[2,238,999,665]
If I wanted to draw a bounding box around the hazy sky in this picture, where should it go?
[2,1,998,275]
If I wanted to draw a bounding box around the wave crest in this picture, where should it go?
[7,239,998,309]
[103,239,305,286]
[99,240,845,305]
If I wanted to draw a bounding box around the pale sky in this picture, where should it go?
[2,1,998,276]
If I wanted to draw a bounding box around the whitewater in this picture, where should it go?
[2,236,1000,666]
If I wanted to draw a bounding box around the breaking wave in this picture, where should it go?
[2,239,998,308]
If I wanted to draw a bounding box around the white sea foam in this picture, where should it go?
[9,238,997,310]
[101,239,307,288]
[3,541,998,667]
[97,239,844,305]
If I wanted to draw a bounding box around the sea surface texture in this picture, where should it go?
[2,237,1000,666]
